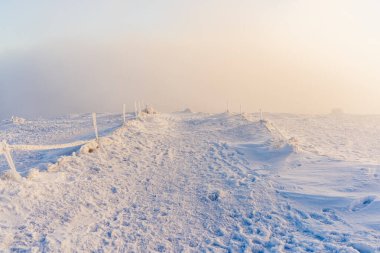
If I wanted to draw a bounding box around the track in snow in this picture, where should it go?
[0,113,378,252]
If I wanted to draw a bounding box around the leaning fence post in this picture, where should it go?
[92,113,99,142]
[1,140,18,174]
[123,104,126,125]
[134,101,138,118]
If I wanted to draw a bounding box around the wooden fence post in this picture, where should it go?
[0,140,18,174]
[92,113,99,142]
[123,104,126,125]
[134,101,138,118]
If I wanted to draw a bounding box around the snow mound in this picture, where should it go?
[80,141,99,154]
[27,168,42,180]
[287,136,302,152]
[11,116,26,125]
[1,170,22,181]
[262,120,302,153]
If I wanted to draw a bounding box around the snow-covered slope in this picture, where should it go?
[266,113,380,164]
[0,112,379,252]
[0,113,124,175]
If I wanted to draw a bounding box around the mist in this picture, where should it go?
[1,0,380,119]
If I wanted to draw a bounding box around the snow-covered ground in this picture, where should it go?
[0,112,379,252]
[0,113,124,175]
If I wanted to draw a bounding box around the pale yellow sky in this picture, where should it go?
[1,0,379,117]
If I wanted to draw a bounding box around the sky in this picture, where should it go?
[1,0,380,118]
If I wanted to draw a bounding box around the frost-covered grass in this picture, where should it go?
[0,112,378,252]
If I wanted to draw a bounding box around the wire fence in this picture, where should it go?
[0,102,144,177]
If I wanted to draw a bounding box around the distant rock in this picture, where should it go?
[142,106,157,114]
[182,108,193,113]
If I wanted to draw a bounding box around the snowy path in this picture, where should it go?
[0,113,378,252]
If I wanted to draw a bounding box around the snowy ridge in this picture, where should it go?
[261,119,302,153]
[0,112,378,252]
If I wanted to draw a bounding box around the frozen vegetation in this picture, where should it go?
[0,111,379,252]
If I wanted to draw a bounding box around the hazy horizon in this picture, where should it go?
[1,0,380,119]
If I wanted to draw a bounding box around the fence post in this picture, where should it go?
[134,101,138,118]
[92,113,99,142]
[0,140,18,174]
[260,109,263,121]
[123,104,126,125]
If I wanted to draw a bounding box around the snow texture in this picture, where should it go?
[0,112,379,252]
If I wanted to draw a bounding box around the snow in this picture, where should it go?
[0,112,379,252]
[10,116,27,125]
[0,113,124,176]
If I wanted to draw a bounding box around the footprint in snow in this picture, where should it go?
[309,212,333,225]
[350,196,376,212]
[154,244,166,252]
[208,191,220,201]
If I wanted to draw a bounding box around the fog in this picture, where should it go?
[1,1,380,119]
